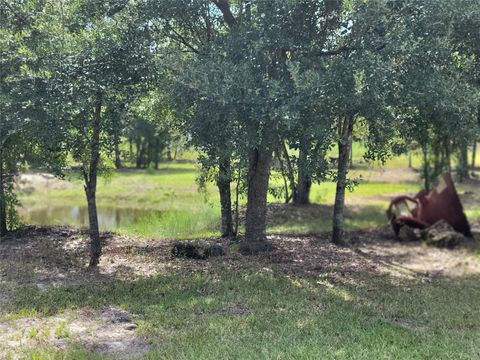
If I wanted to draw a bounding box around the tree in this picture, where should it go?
[152,0,351,252]
[395,0,479,188]
[45,0,152,265]
[293,0,404,244]
[0,0,66,237]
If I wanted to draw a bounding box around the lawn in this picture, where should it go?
[1,227,480,359]
[3,148,479,359]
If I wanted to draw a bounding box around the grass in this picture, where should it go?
[8,265,480,359]
[4,144,480,359]
[19,163,223,239]
[18,145,479,239]
[19,169,417,239]
[119,206,220,239]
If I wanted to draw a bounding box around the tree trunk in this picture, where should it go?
[114,134,122,169]
[332,116,354,245]
[295,146,311,205]
[422,143,430,192]
[135,139,142,168]
[86,186,100,266]
[154,138,160,169]
[0,155,7,237]
[84,97,102,267]
[349,137,354,168]
[472,140,477,171]
[217,157,234,237]
[408,152,412,168]
[444,138,451,173]
[281,142,297,203]
[457,142,470,182]
[242,147,272,254]
[112,114,122,169]
[129,139,133,162]
[275,149,290,204]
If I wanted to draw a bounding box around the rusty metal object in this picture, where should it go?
[387,173,472,238]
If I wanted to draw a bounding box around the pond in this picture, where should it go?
[21,206,161,231]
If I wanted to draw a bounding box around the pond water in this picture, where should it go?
[21,206,161,231]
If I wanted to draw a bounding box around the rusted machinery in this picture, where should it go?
[387,173,472,238]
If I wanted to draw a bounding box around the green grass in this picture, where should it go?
[18,145,479,239]
[6,145,480,359]
[9,266,480,359]
[20,163,223,239]
[20,169,419,239]
[118,206,220,239]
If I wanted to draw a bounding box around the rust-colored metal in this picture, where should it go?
[387,173,472,237]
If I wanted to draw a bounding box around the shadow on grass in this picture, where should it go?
[9,263,480,359]
[3,225,480,358]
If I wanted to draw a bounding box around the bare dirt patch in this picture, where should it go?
[0,307,148,358]
[17,173,75,193]
[353,165,419,184]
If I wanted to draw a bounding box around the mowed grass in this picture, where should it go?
[7,265,480,359]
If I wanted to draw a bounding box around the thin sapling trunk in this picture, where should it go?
[83,96,102,267]
[332,116,354,245]
[217,156,234,237]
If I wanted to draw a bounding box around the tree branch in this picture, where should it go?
[212,0,236,27]
[161,22,200,54]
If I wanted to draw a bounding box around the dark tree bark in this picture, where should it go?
[114,132,122,169]
[135,139,142,168]
[83,97,102,267]
[332,116,354,245]
[154,138,160,169]
[111,112,122,169]
[217,156,234,237]
[349,136,354,168]
[295,146,311,205]
[275,149,290,204]
[234,171,241,236]
[128,139,133,161]
[444,138,451,173]
[114,137,122,169]
[135,139,147,169]
[213,0,236,27]
[242,147,272,254]
[0,155,7,237]
[457,142,470,182]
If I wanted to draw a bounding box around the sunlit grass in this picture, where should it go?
[9,267,480,359]
[18,144,479,239]
[118,206,220,239]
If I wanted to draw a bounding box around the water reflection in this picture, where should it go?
[22,206,161,230]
